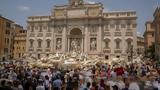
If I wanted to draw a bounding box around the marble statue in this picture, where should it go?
[56,39,62,50]
[71,39,78,51]
[91,39,96,50]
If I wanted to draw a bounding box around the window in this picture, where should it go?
[7,38,9,44]
[127,23,131,29]
[105,55,109,60]
[116,24,120,30]
[105,42,109,49]
[105,25,109,31]
[132,24,136,28]
[23,47,25,50]
[106,24,109,29]
[38,39,42,48]
[152,33,154,37]
[38,54,40,59]
[126,39,133,49]
[6,22,11,28]
[121,24,126,28]
[116,56,120,58]
[104,39,110,49]
[29,40,34,48]
[39,25,42,32]
[110,24,115,29]
[35,26,38,30]
[115,39,121,49]
[127,41,132,49]
[46,40,51,48]
[19,53,21,58]
[43,26,47,30]
[31,26,34,32]
[116,41,120,49]
[4,48,8,53]
[47,29,51,32]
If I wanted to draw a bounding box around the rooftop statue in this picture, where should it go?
[69,0,84,6]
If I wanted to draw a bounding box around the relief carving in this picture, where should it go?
[55,26,63,34]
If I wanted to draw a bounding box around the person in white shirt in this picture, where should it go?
[116,76,125,90]
[152,79,160,90]
[128,77,140,90]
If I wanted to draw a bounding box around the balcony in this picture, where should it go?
[114,32,121,36]
[37,48,43,52]
[114,49,122,53]
[103,48,111,53]
[28,48,34,51]
[46,33,52,37]
[29,33,35,37]
[126,32,133,36]
[104,32,110,36]
[45,48,51,52]
[37,33,43,37]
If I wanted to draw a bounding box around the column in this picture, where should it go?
[84,25,88,53]
[68,38,70,52]
[62,26,66,52]
[81,38,84,52]
[97,24,102,53]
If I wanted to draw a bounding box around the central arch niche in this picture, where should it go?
[70,28,82,35]
[68,28,83,52]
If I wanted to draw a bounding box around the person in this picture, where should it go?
[99,79,106,90]
[152,78,160,90]
[128,77,140,90]
[36,79,45,90]
[0,80,13,90]
[72,70,79,90]
[52,76,62,90]
[90,81,98,90]
[116,76,125,90]
[44,75,50,90]
[66,77,73,90]
[84,82,91,90]
[17,80,23,90]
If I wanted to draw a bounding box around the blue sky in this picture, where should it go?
[0,0,160,36]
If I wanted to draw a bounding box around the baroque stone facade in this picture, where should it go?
[26,0,137,60]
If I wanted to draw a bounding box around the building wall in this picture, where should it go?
[13,27,26,59]
[26,1,137,60]
[154,7,160,61]
[137,36,145,55]
[0,16,14,61]
[144,21,155,47]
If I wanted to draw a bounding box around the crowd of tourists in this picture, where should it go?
[0,59,160,90]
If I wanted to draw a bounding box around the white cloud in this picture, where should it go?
[18,5,30,12]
